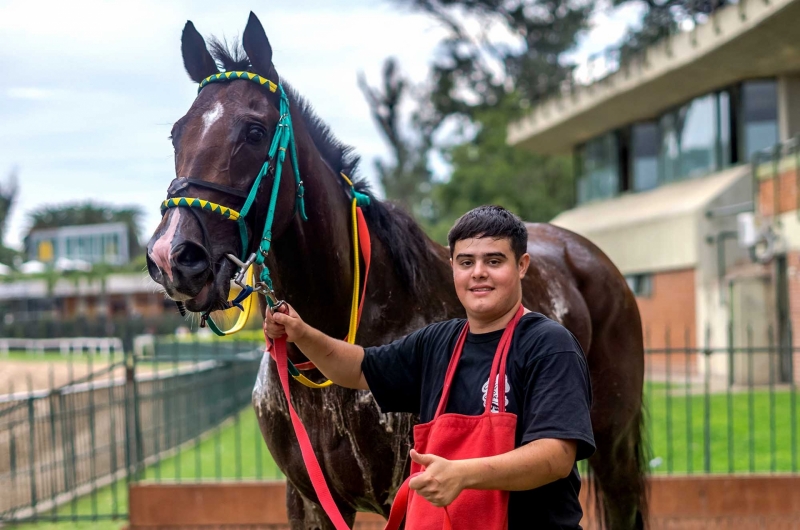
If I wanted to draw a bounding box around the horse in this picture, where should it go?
[146,12,647,529]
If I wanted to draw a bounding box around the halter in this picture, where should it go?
[160,70,372,388]
[163,71,306,313]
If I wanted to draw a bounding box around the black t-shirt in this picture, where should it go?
[362,312,595,530]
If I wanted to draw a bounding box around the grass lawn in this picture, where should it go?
[2,351,117,363]
[645,381,800,474]
[6,408,283,530]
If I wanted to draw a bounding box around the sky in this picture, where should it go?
[0,0,643,252]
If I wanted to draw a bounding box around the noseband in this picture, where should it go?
[161,71,307,334]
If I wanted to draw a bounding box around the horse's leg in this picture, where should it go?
[586,322,647,530]
[286,481,357,530]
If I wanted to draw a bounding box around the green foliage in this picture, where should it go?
[423,98,574,243]
[614,0,731,61]
[364,0,590,231]
[24,200,145,261]
[0,168,19,266]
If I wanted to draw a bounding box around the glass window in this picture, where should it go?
[577,133,619,204]
[678,94,716,178]
[659,112,680,183]
[631,123,659,192]
[741,80,778,161]
[625,274,653,298]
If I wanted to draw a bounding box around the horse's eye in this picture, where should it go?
[246,126,266,144]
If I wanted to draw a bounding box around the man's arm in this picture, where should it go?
[265,304,369,390]
[408,438,577,507]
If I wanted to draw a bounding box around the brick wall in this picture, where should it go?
[636,268,697,349]
[758,167,799,216]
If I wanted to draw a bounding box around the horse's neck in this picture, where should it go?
[268,160,355,339]
[269,130,460,347]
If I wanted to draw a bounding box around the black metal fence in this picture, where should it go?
[0,336,271,524]
[644,344,798,475]
[2,334,800,525]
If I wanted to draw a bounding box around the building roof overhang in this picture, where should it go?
[551,165,750,274]
[508,0,800,154]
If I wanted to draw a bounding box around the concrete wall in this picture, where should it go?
[508,0,800,154]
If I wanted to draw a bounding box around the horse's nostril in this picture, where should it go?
[172,241,211,272]
[146,254,162,281]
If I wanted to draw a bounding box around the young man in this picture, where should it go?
[265,205,595,529]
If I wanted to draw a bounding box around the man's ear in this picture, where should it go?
[518,253,531,278]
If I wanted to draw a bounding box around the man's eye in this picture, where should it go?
[460,261,472,267]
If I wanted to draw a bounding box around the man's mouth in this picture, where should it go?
[469,286,494,292]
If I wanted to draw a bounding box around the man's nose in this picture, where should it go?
[472,262,488,278]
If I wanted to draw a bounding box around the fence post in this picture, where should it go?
[123,331,143,482]
[27,390,38,517]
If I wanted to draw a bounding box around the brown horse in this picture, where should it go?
[146,13,647,529]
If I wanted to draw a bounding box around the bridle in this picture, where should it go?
[160,71,372,382]
[161,71,307,335]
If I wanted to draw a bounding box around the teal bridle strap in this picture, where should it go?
[236,84,308,291]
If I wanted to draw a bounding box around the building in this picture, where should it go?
[27,222,130,266]
[508,0,800,383]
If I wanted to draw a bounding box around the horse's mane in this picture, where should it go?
[208,38,436,292]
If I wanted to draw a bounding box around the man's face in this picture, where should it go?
[451,237,529,321]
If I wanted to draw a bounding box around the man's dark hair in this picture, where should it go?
[447,205,528,260]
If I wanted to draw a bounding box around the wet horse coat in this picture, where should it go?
[146,13,647,530]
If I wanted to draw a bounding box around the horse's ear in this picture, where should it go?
[242,12,278,82]
[181,21,219,83]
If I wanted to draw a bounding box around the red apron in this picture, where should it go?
[392,306,524,530]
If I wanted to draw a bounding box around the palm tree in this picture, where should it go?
[0,168,18,266]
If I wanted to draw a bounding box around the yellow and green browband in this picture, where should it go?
[198,71,278,93]
[161,197,241,221]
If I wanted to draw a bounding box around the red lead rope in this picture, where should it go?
[273,336,351,529]
[268,207,435,528]
[273,336,433,530]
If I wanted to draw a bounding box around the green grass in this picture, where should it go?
[645,382,800,474]
[2,351,116,363]
[6,408,282,530]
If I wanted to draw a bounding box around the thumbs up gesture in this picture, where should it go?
[408,449,466,507]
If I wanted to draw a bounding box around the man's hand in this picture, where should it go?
[408,449,466,507]
[264,303,308,343]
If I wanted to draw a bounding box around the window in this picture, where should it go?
[631,122,659,192]
[679,94,717,178]
[625,274,653,298]
[577,132,619,204]
[741,80,778,161]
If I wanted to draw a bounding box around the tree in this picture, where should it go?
[361,0,591,234]
[358,59,441,220]
[615,0,731,61]
[0,168,19,266]
[427,97,573,243]
[24,201,144,263]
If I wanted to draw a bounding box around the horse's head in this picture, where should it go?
[147,13,300,314]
